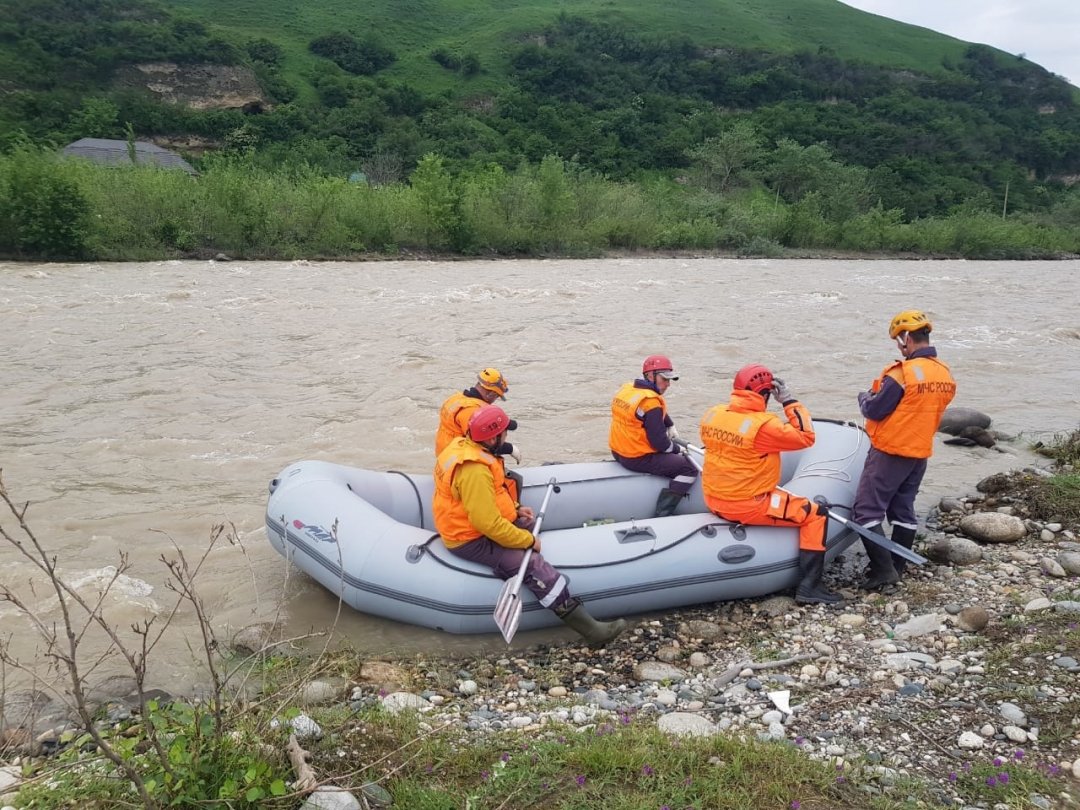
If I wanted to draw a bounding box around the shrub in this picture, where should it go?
[0,146,91,259]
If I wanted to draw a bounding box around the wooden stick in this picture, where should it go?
[286,733,318,793]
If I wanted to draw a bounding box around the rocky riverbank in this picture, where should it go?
[276,466,1080,809]
[3,465,1079,809]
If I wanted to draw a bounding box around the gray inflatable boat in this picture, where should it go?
[265,419,868,635]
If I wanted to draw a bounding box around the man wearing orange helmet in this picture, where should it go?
[436,367,521,463]
[609,355,699,518]
[434,404,627,647]
[854,310,956,590]
[699,364,840,604]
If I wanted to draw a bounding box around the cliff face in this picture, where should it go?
[115,62,268,111]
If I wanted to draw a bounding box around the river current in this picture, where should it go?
[1,258,1077,691]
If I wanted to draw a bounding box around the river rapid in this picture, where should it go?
[1,258,1078,692]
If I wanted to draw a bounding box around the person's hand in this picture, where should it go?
[772,377,792,403]
[666,425,680,442]
[508,447,522,464]
[530,536,542,553]
[514,506,535,531]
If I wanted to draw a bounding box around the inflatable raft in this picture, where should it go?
[265,419,869,635]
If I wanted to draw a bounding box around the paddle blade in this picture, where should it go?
[494,580,523,643]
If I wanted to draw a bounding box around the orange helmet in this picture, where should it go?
[888,310,932,339]
[468,404,511,442]
[477,367,508,399]
[642,355,678,380]
[733,363,774,395]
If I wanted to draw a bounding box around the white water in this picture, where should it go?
[1,258,1077,691]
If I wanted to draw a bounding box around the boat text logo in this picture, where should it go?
[292,519,337,544]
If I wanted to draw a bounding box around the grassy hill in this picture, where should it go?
[2,0,1078,233]
[164,0,979,100]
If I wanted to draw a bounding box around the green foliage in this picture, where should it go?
[309,32,396,76]
[0,145,91,258]
[16,697,292,808]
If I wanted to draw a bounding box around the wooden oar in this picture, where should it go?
[493,477,559,643]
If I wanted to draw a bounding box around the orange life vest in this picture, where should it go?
[435,392,482,456]
[866,357,956,458]
[609,382,666,458]
[699,405,780,500]
[433,437,519,543]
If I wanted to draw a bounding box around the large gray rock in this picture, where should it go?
[657,712,717,737]
[300,786,364,810]
[926,536,983,565]
[938,407,992,436]
[959,512,1027,544]
[633,661,687,683]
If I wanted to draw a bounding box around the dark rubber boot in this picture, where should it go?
[653,488,684,518]
[556,598,628,647]
[891,525,918,578]
[860,524,899,590]
[794,549,842,604]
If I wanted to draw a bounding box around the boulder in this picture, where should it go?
[959,512,1027,544]
[938,407,992,436]
[926,536,983,565]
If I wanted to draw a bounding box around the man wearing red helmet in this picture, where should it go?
[436,367,521,461]
[854,310,956,590]
[698,364,840,604]
[609,355,699,518]
[434,404,627,646]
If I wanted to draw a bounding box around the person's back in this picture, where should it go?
[435,368,520,461]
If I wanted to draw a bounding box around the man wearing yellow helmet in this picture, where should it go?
[854,310,957,590]
[436,367,521,462]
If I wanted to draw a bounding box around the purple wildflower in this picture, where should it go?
[948,771,957,783]
[684,776,693,786]
[986,776,997,787]
[481,770,490,781]
[378,688,388,697]
[997,772,1010,785]
[962,762,973,772]
[835,776,846,784]
[501,752,510,762]
[790,801,801,810]
[1013,749,1025,760]
[642,764,654,776]
[576,775,586,787]
[993,757,1004,767]
[794,736,805,745]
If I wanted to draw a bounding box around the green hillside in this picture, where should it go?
[163,0,976,99]
[2,0,1079,236]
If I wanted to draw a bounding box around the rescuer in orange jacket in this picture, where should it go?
[854,310,956,590]
[699,364,840,605]
[435,368,521,461]
[609,354,699,518]
[434,404,627,647]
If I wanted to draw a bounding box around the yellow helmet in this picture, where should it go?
[477,367,509,399]
[888,310,932,339]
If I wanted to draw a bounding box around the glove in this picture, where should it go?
[772,377,792,403]
[508,446,522,465]
[666,425,680,442]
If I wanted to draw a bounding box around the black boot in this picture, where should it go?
[794,549,842,604]
[890,525,918,578]
[555,598,628,647]
[653,488,683,518]
[860,524,899,590]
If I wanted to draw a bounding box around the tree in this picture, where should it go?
[685,120,762,194]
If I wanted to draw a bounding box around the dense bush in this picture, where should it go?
[309,32,396,76]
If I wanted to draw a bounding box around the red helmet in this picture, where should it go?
[642,354,678,380]
[733,363,774,395]
[468,404,511,442]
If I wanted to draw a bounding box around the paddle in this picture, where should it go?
[493,477,559,643]
[811,498,927,565]
[679,441,924,565]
